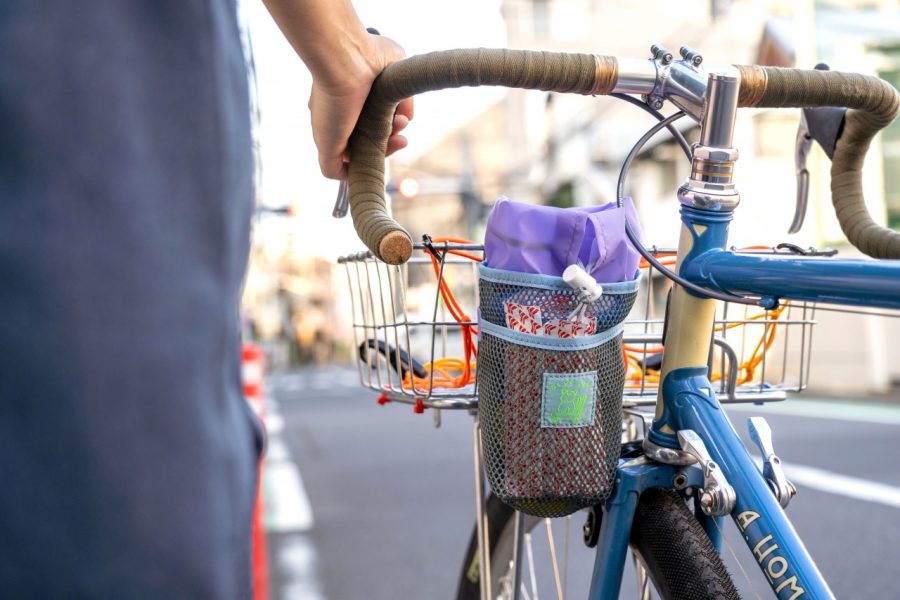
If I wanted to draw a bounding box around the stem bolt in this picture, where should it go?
[679,46,704,66]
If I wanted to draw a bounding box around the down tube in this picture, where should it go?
[671,371,834,599]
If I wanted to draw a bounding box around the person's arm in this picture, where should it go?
[262,0,413,180]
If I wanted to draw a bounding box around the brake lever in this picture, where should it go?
[332,179,349,219]
[333,27,380,221]
[791,111,813,235]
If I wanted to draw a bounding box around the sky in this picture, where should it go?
[242,0,507,258]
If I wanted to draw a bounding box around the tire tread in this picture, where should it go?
[630,488,741,600]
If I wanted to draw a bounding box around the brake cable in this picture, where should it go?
[611,97,764,307]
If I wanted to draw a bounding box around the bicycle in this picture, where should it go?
[336,44,900,599]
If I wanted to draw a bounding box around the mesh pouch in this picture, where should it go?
[478,265,639,517]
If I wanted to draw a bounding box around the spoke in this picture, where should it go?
[711,515,764,600]
[511,512,525,600]
[497,561,515,600]
[562,516,570,600]
[483,512,493,600]
[632,553,651,600]
[519,583,533,600]
[544,519,565,600]
[525,532,539,600]
[472,419,488,600]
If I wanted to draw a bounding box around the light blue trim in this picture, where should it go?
[478,319,623,351]
[478,264,641,294]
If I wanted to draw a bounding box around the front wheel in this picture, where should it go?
[456,488,740,599]
[630,488,740,599]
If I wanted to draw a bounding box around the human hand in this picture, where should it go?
[308,33,414,180]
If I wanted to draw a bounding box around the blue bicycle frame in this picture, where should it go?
[583,61,900,598]
[586,199,900,599]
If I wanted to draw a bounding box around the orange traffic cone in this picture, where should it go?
[243,343,269,600]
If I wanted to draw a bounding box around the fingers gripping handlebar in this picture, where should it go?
[738,66,900,259]
[348,49,618,264]
[347,49,900,264]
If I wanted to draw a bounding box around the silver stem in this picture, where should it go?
[612,58,658,95]
[700,71,740,149]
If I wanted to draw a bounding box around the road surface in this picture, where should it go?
[261,366,900,599]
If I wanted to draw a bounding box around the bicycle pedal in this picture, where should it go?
[677,430,736,516]
[748,417,797,509]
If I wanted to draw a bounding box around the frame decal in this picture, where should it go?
[736,511,806,599]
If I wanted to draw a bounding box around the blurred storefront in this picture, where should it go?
[387,0,900,395]
[243,215,346,368]
[242,0,898,392]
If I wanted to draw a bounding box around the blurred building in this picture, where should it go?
[243,215,343,367]
[389,0,900,395]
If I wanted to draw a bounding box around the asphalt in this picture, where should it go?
[264,366,900,599]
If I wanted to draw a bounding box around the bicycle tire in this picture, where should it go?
[630,488,740,600]
[456,488,740,599]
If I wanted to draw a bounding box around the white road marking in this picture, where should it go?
[264,460,314,532]
[263,395,314,533]
[259,391,324,598]
[273,367,362,394]
[265,413,285,435]
[727,398,900,426]
[262,413,313,533]
[280,379,305,392]
[276,535,326,600]
[266,436,291,462]
[784,463,900,510]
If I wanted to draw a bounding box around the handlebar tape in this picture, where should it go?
[348,53,899,263]
[737,65,900,259]
[348,49,618,264]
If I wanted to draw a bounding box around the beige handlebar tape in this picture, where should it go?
[736,65,900,258]
[348,49,618,264]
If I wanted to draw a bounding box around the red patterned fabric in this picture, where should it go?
[502,342,612,501]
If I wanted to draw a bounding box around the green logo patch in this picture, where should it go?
[541,372,597,428]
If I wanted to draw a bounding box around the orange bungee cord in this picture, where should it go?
[402,237,481,393]
[625,246,790,390]
[399,241,789,394]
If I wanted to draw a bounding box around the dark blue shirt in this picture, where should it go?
[0,1,260,596]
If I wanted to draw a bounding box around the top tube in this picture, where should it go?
[680,247,900,310]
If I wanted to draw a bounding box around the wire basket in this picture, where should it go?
[623,247,817,407]
[338,240,482,410]
[338,242,818,409]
